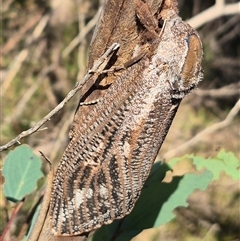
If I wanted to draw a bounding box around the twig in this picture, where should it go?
[194,83,240,98]
[212,58,239,69]
[17,223,28,241]
[187,0,240,29]
[1,13,50,91]
[43,71,59,108]
[2,12,43,54]
[0,43,120,152]
[2,0,14,13]
[4,65,56,125]
[164,99,240,160]
[62,8,101,58]
[49,111,74,161]
[215,14,240,36]
[27,169,54,241]
[0,200,24,241]
[219,23,240,45]
[76,0,88,80]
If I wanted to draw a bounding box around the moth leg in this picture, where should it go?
[134,0,159,36]
[123,50,147,68]
[100,49,147,74]
[88,43,120,74]
[97,48,146,75]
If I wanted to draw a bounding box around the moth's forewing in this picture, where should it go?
[88,0,137,69]
[51,57,181,235]
[70,0,164,137]
[50,0,203,236]
[70,0,138,139]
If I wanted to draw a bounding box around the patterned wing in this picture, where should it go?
[50,57,180,235]
[50,0,203,236]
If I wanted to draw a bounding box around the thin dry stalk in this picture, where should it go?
[188,0,240,28]
[4,65,56,125]
[1,14,50,91]
[164,99,240,159]
[0,43,120,152]
[62,8,101,58]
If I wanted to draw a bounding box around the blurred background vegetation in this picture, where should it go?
[1,0,239,240]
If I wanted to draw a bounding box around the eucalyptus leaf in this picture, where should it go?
[3,144,44,202]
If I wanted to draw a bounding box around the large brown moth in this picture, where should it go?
[50,0,203,235]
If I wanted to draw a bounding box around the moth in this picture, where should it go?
[50,0,203,236]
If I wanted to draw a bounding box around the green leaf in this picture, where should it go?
[153,170,213,227]
[90,163,213,241]
[168,150,240,181]
[144,161,172,185]
[187,150,240,180]
[90,162,170,241]
[116,170,212,239]
[3,144,44,202]
[26,203,41,239]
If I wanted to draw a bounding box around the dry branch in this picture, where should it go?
[2,0,14,13]
[164,99,240,159]
[2,12,43,54]
[188,0,240,29]
[4,65,56,125]
[1,14,50,92]
[194,83,240,99]
[62,8,102,58]
[49,112,75,161]
[0,43,120,152]
[0,200,24,240]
